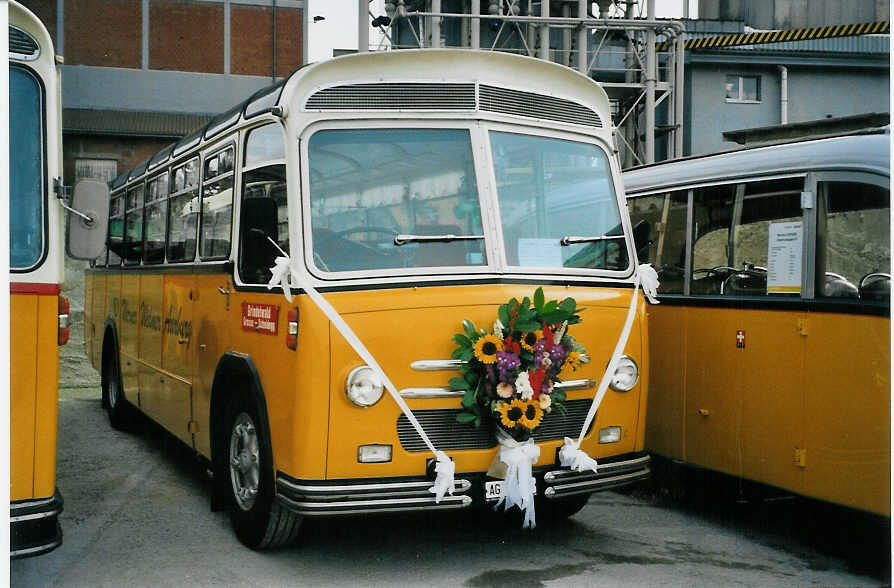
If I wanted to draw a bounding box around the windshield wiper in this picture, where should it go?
[560,235,626,246]
[394,234,485,246]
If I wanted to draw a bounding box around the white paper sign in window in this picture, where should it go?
[767,221,802,294]
[517,238,563,267]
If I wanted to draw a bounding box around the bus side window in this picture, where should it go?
[239,165,287,283]
[144,172,169,264]
[690,184,736,294]
[123,184,144,265]
[200,146,235,260]
[627,191,687,293]
[168,158,200,263]
[107,194,124,265]
[818,181,890,302]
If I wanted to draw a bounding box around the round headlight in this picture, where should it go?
[346,366,385,407]
[609,355,639,392]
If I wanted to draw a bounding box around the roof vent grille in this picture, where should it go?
[306,83,476,111]
[479,84,602,128]
[10,26,39,60]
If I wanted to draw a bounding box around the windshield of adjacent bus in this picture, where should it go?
[10,66,45,270]
[308,128,486,272]
[490,132,626,270]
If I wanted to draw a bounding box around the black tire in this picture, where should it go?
[536,493,591,522]
[224,394,302,550]
[101,339,132,430]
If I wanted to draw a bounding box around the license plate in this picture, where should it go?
[485,479,537,501]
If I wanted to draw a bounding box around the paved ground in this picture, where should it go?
[11,265,891,586]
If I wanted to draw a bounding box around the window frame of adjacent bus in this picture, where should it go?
[298,119,498,282]
[9,63,48,274]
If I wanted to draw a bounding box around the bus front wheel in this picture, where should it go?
[224,394,301,549]
[101,339,131,430]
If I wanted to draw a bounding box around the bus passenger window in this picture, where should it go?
[168,158,199,263]
[200,146,235,259]
[239,165,287,283]
[107,194,124,265]
[123,184,144,265]
[819,181,890,302]
[627,191,687,293]
[144,173,169,264]
[690,184,735,294]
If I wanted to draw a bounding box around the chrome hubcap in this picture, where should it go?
[229,412,260,511]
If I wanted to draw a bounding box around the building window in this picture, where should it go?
[75,158,118,183]
[725,75,760,103]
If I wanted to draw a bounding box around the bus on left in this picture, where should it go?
[9,0,108,557]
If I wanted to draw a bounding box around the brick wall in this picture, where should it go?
[230,5,303,77]
[150,0,225,73]
[65,0,142,68]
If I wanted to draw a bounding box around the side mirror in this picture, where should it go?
[65,179,109,260]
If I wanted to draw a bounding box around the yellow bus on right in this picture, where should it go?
[624,129,890,517]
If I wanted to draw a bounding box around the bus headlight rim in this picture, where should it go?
[345,365,385,407]
[609,355,639,392]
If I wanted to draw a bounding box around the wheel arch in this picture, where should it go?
[209,352,273,511]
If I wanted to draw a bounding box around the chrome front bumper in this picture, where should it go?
[10,489,63,558]
[276,452,650,516]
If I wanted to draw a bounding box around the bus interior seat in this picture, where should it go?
[823,274,859,298]
[240,197,279,282]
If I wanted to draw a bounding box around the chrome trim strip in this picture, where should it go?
[544,468,650,498]
[277,477,471,495]
[10,496,57,512]
[543,455,650,482]
[278,494,473,516]
[554,379,597,392]
[410,359,465,371]
[10,539,62,558]
[400,387,463,399]
[10,508,62,523]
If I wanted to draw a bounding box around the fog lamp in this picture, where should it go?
[346,366,385,407]
[599,426,621,444]
[358,444,392,463]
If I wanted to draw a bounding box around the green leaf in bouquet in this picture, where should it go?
[462,319,479,339]
[464,371,479,385]
[498,304,511,328]
[453,333,472,348]
[449,376,470,391]
[514,319,540,333]
[456,412,477,423]
[542,300,558,314]
[559,297,577,315]
[539,310,568,325]
[462,387,476,408]
[533,287,545,312]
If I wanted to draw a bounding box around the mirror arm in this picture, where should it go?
[54,177,95,226]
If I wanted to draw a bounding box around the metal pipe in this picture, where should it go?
[358,0,369,52]
[405,12,685,33]
[272,0,277,78]
[562,3,571,66]
[577,0,587,73]
[674,31,685,157]
[431,0,441,48]
[539,0,549,61]
[645,25,656,164]
[461,0,470,47]
[471,0,480,49]
[778,64,788,124]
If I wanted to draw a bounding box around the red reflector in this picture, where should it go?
[286,307,299,350]
[58,295,70,346]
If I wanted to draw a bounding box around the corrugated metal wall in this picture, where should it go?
[699,0,889,29]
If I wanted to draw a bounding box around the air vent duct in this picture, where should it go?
[10,26,40,60]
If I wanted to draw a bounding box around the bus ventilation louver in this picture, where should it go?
[396,398,595,452]
[305,82,602,128]
[478,84,602,128]
[9,26,39,60]
[305,83,477,111]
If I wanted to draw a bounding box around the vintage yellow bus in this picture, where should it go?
[83,49,654,548]
[9,0,68,557]
[624,130,890,516]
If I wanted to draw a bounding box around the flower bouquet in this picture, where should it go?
[450,288,588,441]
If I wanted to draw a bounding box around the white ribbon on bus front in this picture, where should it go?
[559,264,659,473]
[493,427,540,528]
[267,254,456,502]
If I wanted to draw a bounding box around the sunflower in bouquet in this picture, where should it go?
[450,288,589,441]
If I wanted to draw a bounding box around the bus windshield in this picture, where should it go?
[490,132,625,270]
[10,66,45,270]
[308,128,486,272]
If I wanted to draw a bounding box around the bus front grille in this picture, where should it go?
[396,398,595,452]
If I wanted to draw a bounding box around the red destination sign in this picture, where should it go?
[241,302,279,335]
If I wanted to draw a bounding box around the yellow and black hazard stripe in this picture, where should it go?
[657,20,889,52]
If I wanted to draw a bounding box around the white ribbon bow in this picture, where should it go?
[268,255,295,302]
[559,437,599,473]
[638,263,661,304]
[429,451,456,503]
[495,429,541,529]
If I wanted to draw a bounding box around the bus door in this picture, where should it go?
[119,185,144,400]
[158,158,200,445]
[802,172,890,513]
[685,177,808,492]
